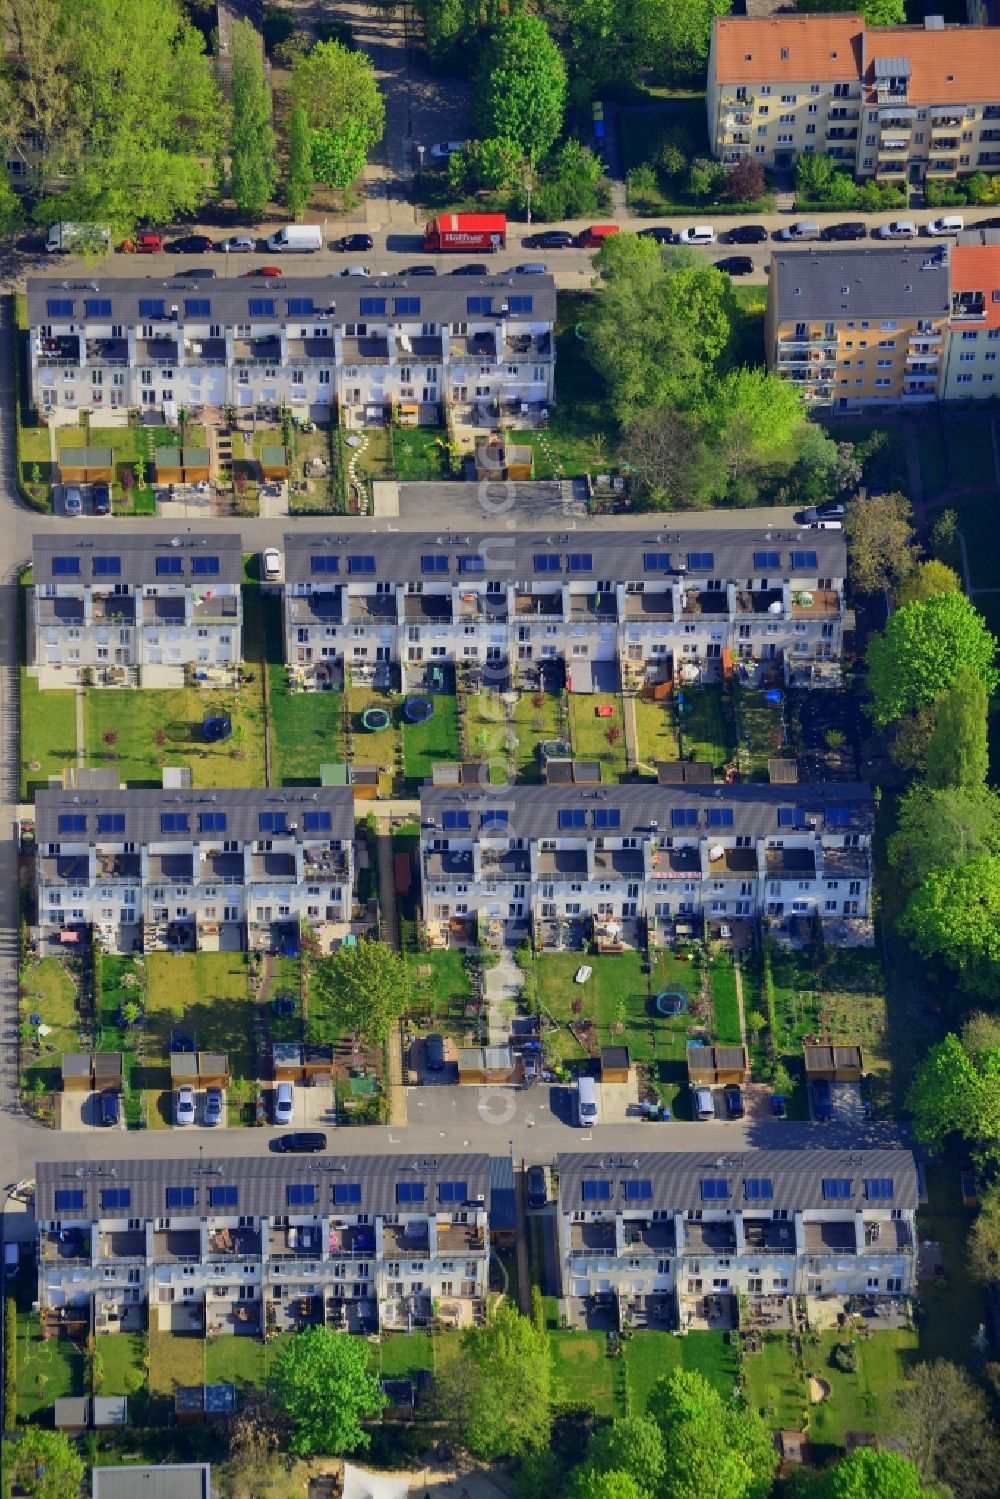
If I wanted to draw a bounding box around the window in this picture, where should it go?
[864,1177,894,1200]
[51,556,81,576]
[421,554,448,574]
[790,550,818,568]
[59,814,87,834]
[55,1189,85,1211]
[534,553,561,572]
[138,298,165,318]
[700,1178,730,1201]
[467,296,492,315]
[209,1185,238,1208]
[443,810,471,831]
[754,551,780,569]
[155,556,183,576]
[593,808,621,830]
[303,810,332,832]
[458,554,485,574]
[822,1178,852,1200]
[46,297,74,317]
[287,1184,317,1206]
[558,809,586,830]
[671,808,698,828]
[348,555,376,575]
[707,808,734,828]
[438,1181,468,1203]
[360,297,386,317]
[744,1178,773,1201]
[643,551,671,571]
[581,1180,612,1201]
[396,1182,426,1204]
[97,813,125,834]
[287,297,315,315]
[310,555,339,575]
[191,556,219,576]
[91,556,121,577]
[623,1179,652,1200]
[480,810,509,831]
[85,298,112,317]
[567,553,593,572]
[166,1186,196,1208]
[394,296,420,316]
[101,1188,131,1210]
[160,813,189,833]
[333,1182,362,1205]
[687,552,714,569]
[508,295,534,314]
[248,298,275,316]
[259,811,287,833]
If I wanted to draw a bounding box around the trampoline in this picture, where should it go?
[655,990,688,1016]
[202,715,232,742]
[404,696,434,724]
[362,706,391,731]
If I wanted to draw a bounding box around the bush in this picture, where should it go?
[832,1341,858,1373]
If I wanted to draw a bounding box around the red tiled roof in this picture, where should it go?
[713,15,864,83]
[862,26,1000,105]
[951,245,1000,328]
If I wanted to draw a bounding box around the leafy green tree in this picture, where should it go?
[438,1303,552,1459]
[887,785,1000,890]
[585,1414,667,1495]
[311,940,409,1048]
[688,156,724,200]
[649,1369,777,1499]
[711,366,806,479]
[845,490,917,597]
[902,854,1000,994]
[966,1181,1000,1284]
[460,135,524,192]
[905,1030,1000,1158]
[269,1325,386,1456]
[0,172,23,237]
[795,151,859,206]
[229,18,277,217]
[290,39,384,178]
[10,1428,85,1499]
[284,104,313,218]
[533,139,610,220]
[311,119,372,198]
[895,1359,1000,1497]
[0,0,72,180]
[799,0,905,22]
[823,1448,934,1499]
[925,668,989,789]
[864,592,998,728]
[896,559,961,607]
[473,15,566,164]
[567,1472,645,1499]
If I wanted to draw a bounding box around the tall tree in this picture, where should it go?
[584,1414,668,1495]
[845,490,917,597]
[229,18,277,218]
[901,854,1000,995]
[925,668,989,789]
[887,785,1000,890]
[311,940,409,1049]
[895,1360,1000,1497]
[649,1368,778,1499]
[966,1181,1000,1284]
[223,1390,289,1499]
[799,0,905,22]
[822,1447,935,1499]
[473,14,567,164]
[567,1473,646,1499]
[290,38,384,143]
[269,1326,386,1456]
[864,592,998,728]
[711,366,806,480]
[437,1303,552,1459]
[0,0,71,179]
[284,104,314,219]
[895,559,961,607]
[905,1030,1000,1160]
[10,1429,85,1499]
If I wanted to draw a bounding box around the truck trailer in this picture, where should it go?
[423,213,506,252]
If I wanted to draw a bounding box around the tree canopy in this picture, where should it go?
[229,18,277,218]
[864,592,998,728]
[887,785,1000,890]
[582,1414,667,1496]
[10,1429,85,1499]
[822,1447,935,1499]
[290,38,383,200]
[648,1369,777,1499]
[966,1181,1000,1284]
[438,1303,552,1459]
[311,940,409,1049]
[473,15,566,164]
[895,559,961,607]
[925,668,989,789]
[269,1325,386,1456]
[895,1359,1000,1497]
[799,0,905,21]
[905,1030,1000,1161]
[845,491,917,597]
[900,854,1000,994]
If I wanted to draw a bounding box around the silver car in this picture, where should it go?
[203,1087,224,1126]
[220,235,254,253]
[175,1085,196,1126]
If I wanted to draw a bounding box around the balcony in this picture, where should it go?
[863,1218,913,1252]
[302,847,349,882]
[743,1218,796,1253]
[147,852,194,883]
[624,590,673,620]
[93,594,136,625]
[877,117,911,132]
[568,591,617,621]
[207,1224,261,1259]
[234,336,281,366]
[143,596,186,624]
[400,334,444,363]
[287,590,344,626]
[86,337,128,367]
[930,114,966,130]
[341,335,390,365]
[877,141,909,156]
[37,596,85,626]
[184,337,227,366]
[458,591,508,623]
[328,1222,376,1256]
[708,845,758,877]
[436,1221,487,1253]
[383,1221,430,1256]
[268,1223,323,1258]
[450,333,497,363]
[479,847,530,877]
[403,593,453,624]
[285,336,335,365]
[36,335,81,367]
[684,1221,738,1255]
[790,588,840,618]
[41,1227,91,1264]
[681,588,728,617]
[536,848,588,878]
[803,1221,856,1254]
[876,161,907,177]
[192,594,239,623]
[136,337,179,368]
[593,848,645,877]
[152,1229,201,1263]
[765,847,817,879]
[504,332,551,362]
[348,593,397,623]
[926,162,959,176]
[570,1221,617,1253]
[735,588,782,617]
[826,129,858,142]
[99,1230,146,1262]
[651,845,700,878]
[928,139,960,155]
[202,851,245,882]
[515,590,562,618]
[37,853,90,886]
[250,851,296,880]
[96,852,141,881]
[621,1220,676,1255]
[424,848,475,881]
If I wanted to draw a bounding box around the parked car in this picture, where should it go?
[771,1094,787,1119]
[527,1164,547,1209]
[728,224,768,244]
[876,220,917,239]
[121,232,163,253]
[425,1034,446,1071]
[513,262,547,274]
[99,1090,120,1127]
[246,265,282,277]
[637,226,674,244]
[219,235,255,252]
[794,500,845,524]
[525,229,574,250]
[811,1079,835,1121]
[203,1087,224,1127]
[724,1083,745,1119]
[522,1050,541,1085]
[341,265,372,277]
[167,234,214,254]
[451,263,489,276]
[262,547,282,581]
[92,481,111,516]
[693,1086,715,1120]
[778,220,821,242]
[402,264,437,276]
[175,1085,196,1126]
[973,216,1000,230]
[677,224,715,246]
[274,1081,294,1126]
[275,1131,327,1153]
[821,221,867,241]
[63,487,83,517]
[180,266,217,279]
[431,140,468,159]
[927,215,964,236]
[335,233,374,252]
[714,255,754,276]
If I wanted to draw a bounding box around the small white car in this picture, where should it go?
[175,1086,196,1126]
[63,487,83,517]
[274,1081,294,1126]
[220,235,255,253]
[876,220,917,239]
[431,140,468,159]
[677,224,715,246]
[927,215,964,236]
[341,265,372,277]
[262,547,282,581]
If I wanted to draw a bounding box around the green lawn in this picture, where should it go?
[676,686,734,776]
[81,682,266,788]
[709,954,742,1045]
[743,1333,807,1432]
[402,693,460,788]
[149,1331,204,1396]
[99,1333,146,1396]
[461,690,513,784]
[145,953,254,1113]
[734,689,788,781]
[204,1336,266,1391]
[347,683,400,796]
[534,950,679,1067]
[20,670,77,796]
[634,696,681,774]
[16,1314,83,1420]
[406,951,474,1035]
[512,691,565,781]
[94,955,145,1127]
[377,1333,438,1380]
[928,488,1000,592]
[269,668,345,784]
[549,1331,616,1416]
[624,1329,738,1411]
[21,956,83,1093]
[521,293,617,479]
[567,693,627,780]
[807,1330,919,1447]
[393,427,448,481]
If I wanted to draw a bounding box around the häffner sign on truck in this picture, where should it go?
[423,213,507,251]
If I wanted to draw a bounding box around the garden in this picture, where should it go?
[19,671,77,798]
[81,679,267,790]
[143,952,256,1126]
[567,693,628,779]
[19,954,85,1102]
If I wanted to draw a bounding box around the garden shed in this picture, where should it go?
[686,1043,750,1086]
[61,1052,92,1093]
[600,1045,631,1084]
[170,1052,230,1087]
[261,444,289,479]
[803,1044,864,1082]
[58,446,114,483]
[155,447,211,484]
[93,1052,123,1090]
[458,1044,517,1085]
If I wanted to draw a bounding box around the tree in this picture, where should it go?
[567,1473,646,1499]
[901,855,1000,994]
[896,559,961,607]
[10,1428,85,1499]
[925,668,989,789]
[462,135,523,193]
[311,940,408,1049]
[905,1031,1000,1159]
[649,1369,778,1499]
[796,151,859,206]
[864,592,998,728]
[711,366,806,479]
[845,490,917,597]
[311,119,373,198]
[437,1303,552,1459]
[584,1414,667,1496]
[269,1325,386,1456]
[823,1448,933,1499]
[290,39,383,198]
[0,172,23,237]
[622,404,724,509]
[284,104,313,218]
[895,1359,1000,1497]
[887,785,1000,890]
[799,0,905,21]
[224,1390,289,1499]
[967,1181,1000,1284]
[230,18,277,217]
[725,157,766,203]
[473,15,566,164]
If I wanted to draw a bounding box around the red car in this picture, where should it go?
[247,265,282,277]
[121,232,164,254]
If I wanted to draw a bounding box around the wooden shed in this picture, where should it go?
[174,1386,205,1427]
[657,761,714,785]
[686,1043,750,1086]
[431,761,499,789]
[170,1052,230,1087]
[803,1044,864,1082]
[154,447,211,485]
[62,1053,92,1093]
[544,759,602,786]
[58,446,114,484]
[474,436,533,482]
[260,444,289,480]
[600,1045,631,1084]
[92,1396,128,1429]
[350,764,379,799]
[302,1043,334,1082]
[489,1155,517,1249]
[93,1052,123,1090]
[55,1397,90,1431]
[457,1044,517,1086]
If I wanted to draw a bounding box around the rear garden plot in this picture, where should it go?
[509,293,615,483]
[733,688,788,782]
[675,686,735,777]
[20,955,85,1097]
[94,954,146,1128]
[144,952,255,1127]
[346,684,401,797]
[567,693,628,780]
[625,1330,737,1413]
[268,668,345,784]
[20,670,77,797]
[99,1333,146,1397]
[16,1312,84,1422]
[81,681,266,789]
[549,1331,617,1417]
[402,692,460,789]
[634,697,681,774]
[406,951,475,1037]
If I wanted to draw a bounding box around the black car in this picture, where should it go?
[724,1083,745,1119]
[92,481,111,516]
[812,1079,835,1121]
[425,1034,446,1071]
[167,234,215,254]
[336,233,374,252]
[451,263,489,276]
[771,1094,787,1119]
[974,217,1000,230]
[714,255,754,276]
[182,266,217,279]
[638,226,674,244]
[402,264,437,276]
[822,221,866,241]
[526,230,573,249]
[527,1164,547,1210]
[728,224,768,245]
[100,1090,120,1127]
[275,1131,327,1153]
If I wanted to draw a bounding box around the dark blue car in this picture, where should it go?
[812,1079,834,1121]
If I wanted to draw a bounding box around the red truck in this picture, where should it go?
[424,213,507,252]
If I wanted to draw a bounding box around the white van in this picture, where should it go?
[926,215,964,236]
[779,220,821,242]
[267,225,323,253]
[693,1086,715,1120]
[577,1075,599,1128]
[677,224,715,246]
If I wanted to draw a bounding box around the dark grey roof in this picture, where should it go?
[556,1148,919,1212]
[92,1466,211,1499]
[36,1153,491,1222]
[283,525,846,587]
[35,786,355,846]
[420,782,874,841]
[28,271,556,328]
[489,1155,517,1231]
[772,246,951,321]
[33,532,242,589]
